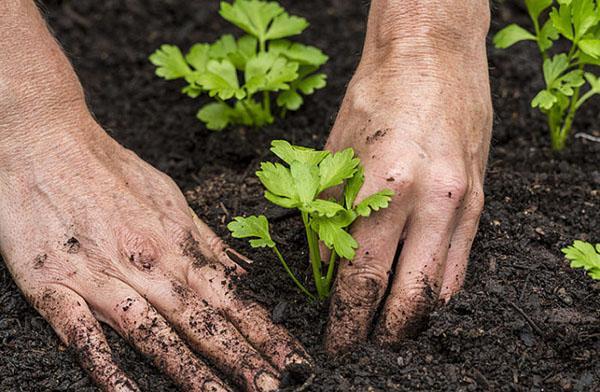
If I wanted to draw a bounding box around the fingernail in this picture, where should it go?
[284,352,312,368]
[202,380,230,392]
[254,370,279,392]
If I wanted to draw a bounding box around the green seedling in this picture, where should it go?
[562,240,600,280]
[149,0,328,131]
[227,140,394,300]
[493,0,600,150]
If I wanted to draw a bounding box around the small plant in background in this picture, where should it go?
[493,0,600,150]
[227,140,394,300]
[562,240,600,280]
[149,0,328,131]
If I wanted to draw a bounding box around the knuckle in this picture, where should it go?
[116,228,162,272]
[337,262,389,307]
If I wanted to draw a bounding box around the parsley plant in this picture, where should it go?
[149,0,328,131]
[562,240,600,280]
[227,141,394,300]
[493,0,600,150]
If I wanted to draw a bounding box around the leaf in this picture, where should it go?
[149,44,192,80]
[355,189,394,217]
[571,0,598,38]
[310,217,358,260]
[578,38,600,58]
[197,59,246,100]
[561,240,600,280]
[493,24,537,49]
[290,160,320,204]
[296,73,327,94]
[543,54,570,86]
[245,53,299,94]
[344,165,365,209]
[270,140,329,166]
[185,43,210,72]
[264,191,298,209]
[276,89,303,110]
[303,199,345,217]
[525,0,553,21]
[265,12,309,40]
[550,3,574,40]
[584,72,600,91]
[555,69,585,95]
[256,161,297,200]
[228,35,258,69]
[318,148,360,192]
[227,215,275,248]
[269,40,328,66]
[219,0,284,41]
[209,34,238,59]
[539,19,560,51]
[197,102,232,131]
[531,89,558,109]
[231,98,273,127]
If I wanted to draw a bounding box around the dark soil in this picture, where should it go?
[1,1,599,391]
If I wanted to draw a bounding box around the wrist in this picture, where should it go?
[359,0,490,74]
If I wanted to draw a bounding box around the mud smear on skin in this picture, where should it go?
[365,128,390,144]
[181,232,211,269]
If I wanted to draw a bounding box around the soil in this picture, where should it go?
[1,1,599,391]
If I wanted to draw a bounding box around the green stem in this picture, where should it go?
[302,212,326,299]
[257,38,272,119]
[554,64,585,150]
[576,89,596,109]
[272,245,315,301]
[324,250,337,295]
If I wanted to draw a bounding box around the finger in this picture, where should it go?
[324,205,406,353]
[135,276,280,392]
[439,189,484,301]
[94,287,231,392]
[373,191,464,347]
[190,208,252,269]
[188,260,312,372]
[30,285,139,391]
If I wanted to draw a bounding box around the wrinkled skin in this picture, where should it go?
[324,0,493,352]
[0,1,308,391]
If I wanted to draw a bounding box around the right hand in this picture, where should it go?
[0,118,310,392]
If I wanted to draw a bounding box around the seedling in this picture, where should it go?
[493,0,600,150]
[227,140,394,300]
[149,0,328,131]
[562,240,600,280]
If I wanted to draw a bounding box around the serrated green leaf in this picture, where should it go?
[264,191,298,209]
[525,0,553,21]
[543,54,570,86]
[539,19,560,50]
[270,140,329,165]
[197,102,232,131]
[303,199,345,217]
[344,165,365,209]
[276,89,303,110]
[571,0,598,39]
[311,217,358,260]
[149,44,192,80]
[197,59,245,100]
[290,160,320,204]
[532,89,558,109]
[550,3,574,40]
[269,40,328,66]
[185,43,210,72]
[562,240,600,280]
[228,35,258,69]
[219,0,284,41]
[318,148,360,192]
[245,53,299,94]
[297,73,327,94]
[578,38,600,58]
[209,34,238,59]
[256,161,297,200]
[493,24,537,49]
[556,69,585,95]
[227,215,275,248]
[355,189,394,217]
[265,12,309,40]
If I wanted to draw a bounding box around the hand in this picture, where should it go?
[324,1,492,352]
[0,120,309,391]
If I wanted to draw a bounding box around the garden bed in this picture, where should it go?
[0,1,598,391]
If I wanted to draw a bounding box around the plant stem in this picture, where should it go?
[257,38,272,119]
[553,64,585,150]
[576,89,596,109]
[324,250,337,295]
[272,245,315,301]
[302,212,326,299]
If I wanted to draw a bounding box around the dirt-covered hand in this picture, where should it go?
[324,0,492,352]
[0,121,310,391]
